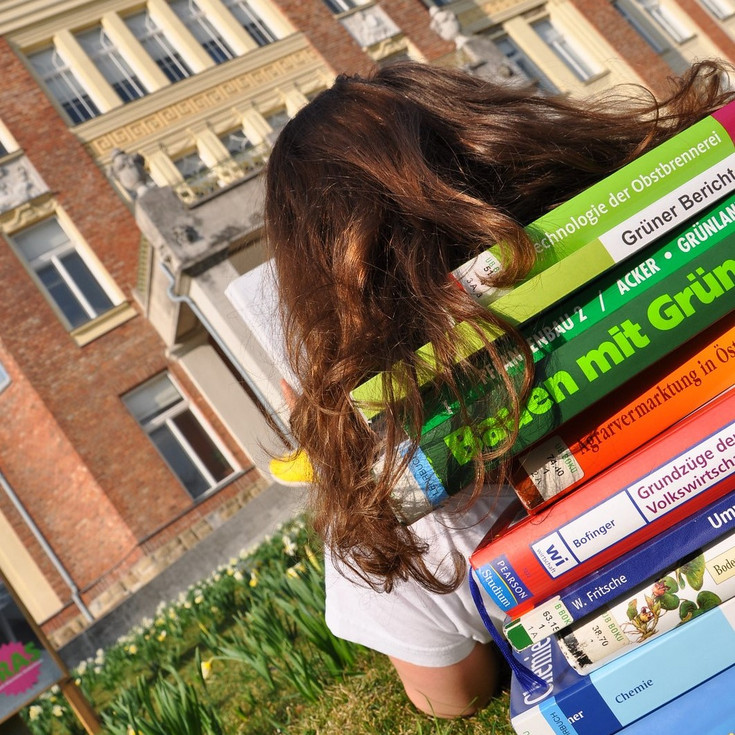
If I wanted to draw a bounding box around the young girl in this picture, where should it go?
[263,60,734,718]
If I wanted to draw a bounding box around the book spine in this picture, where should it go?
[395,238,735,522]
[511,314,735,511]
[470,387,735,618]
[511,596,735,735]
[351,106,735,418]
[504,488,735,652]
[615,664,735,735]
[556,528,735,675]
[422,195,735,437]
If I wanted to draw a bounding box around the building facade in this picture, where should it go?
[0,0,733,646]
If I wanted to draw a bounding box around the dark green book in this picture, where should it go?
[391,218,735,522]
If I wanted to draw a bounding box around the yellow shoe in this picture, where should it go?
[269,449,313,486]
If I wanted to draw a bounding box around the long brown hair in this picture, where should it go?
[265,60,734,593]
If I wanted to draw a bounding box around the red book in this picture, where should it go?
[511,314,735,511]
[470,386,735,618]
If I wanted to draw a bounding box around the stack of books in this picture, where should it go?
[350,101,735,732]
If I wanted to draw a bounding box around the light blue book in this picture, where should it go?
[509,594,735,735]
[618,665,735,734]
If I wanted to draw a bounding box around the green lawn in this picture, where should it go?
[23,516,517,735]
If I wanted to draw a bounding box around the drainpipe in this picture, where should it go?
[0,469,94,622]
[159,263,293,442]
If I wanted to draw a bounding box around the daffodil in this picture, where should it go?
[28,705,42,721]
[200,659,213,680]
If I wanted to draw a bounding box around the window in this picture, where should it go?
[222,0,277,46]
[265,108,289,133]
[495,36,559,94]
[76,26,147,103]
[532,19,597,82]
[170,0,235,63]
[123,374,234,499]
[613,1,666,52]
[219,129,266,174]
[174,149,217,185]
[11,217,115,329]
[28,47,100,124]
[126,11,193,83]
[323,0,360,13]
[0,360,9,394]
[636,0,694,42]
[700,0,735,18]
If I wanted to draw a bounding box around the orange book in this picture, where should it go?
[511,312,735,512]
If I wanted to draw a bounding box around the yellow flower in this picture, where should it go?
[52,705,64,717]
[305,545,321,570]
[249,571,258,588]
[156,630,167,642]
[28,705,42,721]
[194,594,204,604]
[286,562,305,579]
[128,644,138,655]
[200,659,213,680]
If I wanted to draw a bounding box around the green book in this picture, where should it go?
[391,220,735,522]
[352,104,735,421]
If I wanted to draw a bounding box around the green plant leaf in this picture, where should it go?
[658,592,680,610]
[679,599,698,622]
[678,554,706,591]
[696,590,722,612]
[660,575,678,593]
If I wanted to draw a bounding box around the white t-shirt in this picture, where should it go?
[324,488,520,668]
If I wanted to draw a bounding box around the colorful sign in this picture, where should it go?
[0,579,63,722]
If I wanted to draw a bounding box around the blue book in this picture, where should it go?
[509,594,735,735]
[617,665,735,734]
[505,484,735,651]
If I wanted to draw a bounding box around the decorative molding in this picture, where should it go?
[0,193,56,234]
[0,155,49,216]
[366,34,410,62]
[71,301,138,346]
[339,5,401,48]
[80,46,324,159]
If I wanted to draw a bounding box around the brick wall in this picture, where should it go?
[271,0,374,75]
[567,0,675,96]
[673,0,735,58]
[0,41,264,619]
[378,0,455,61]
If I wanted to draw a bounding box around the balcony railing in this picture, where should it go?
[174,144,268,205]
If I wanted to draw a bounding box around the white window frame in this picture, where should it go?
[637,0,695,42]
[10,216,119,330]
[533,19,598,82]
[613,0,667,52]
[123,373,237,499]
[700,0,735,19]
[221,0,278,46]
[323,0,364,13]
[125,11,193,83]
[170,0,235,63]
[494,35,559,94]
[28,47,100,124]
[76,25,148,103]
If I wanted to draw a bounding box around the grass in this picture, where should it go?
[23,516,518,735]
